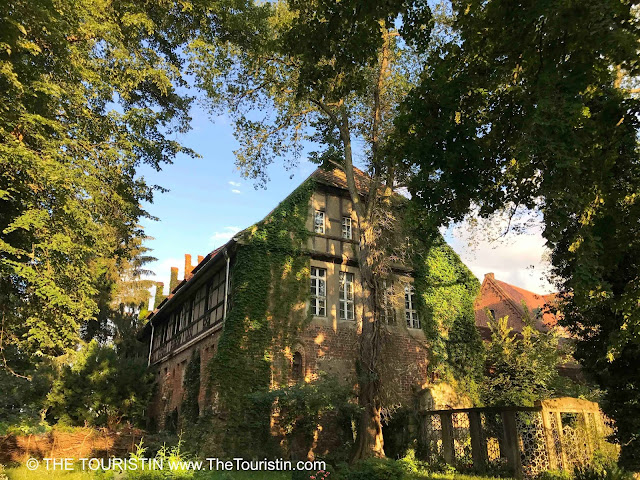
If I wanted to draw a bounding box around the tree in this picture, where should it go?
[0,0,204,381]
[46,340,154,428]
[395,0,640,466]
[190,0,434,458]
[482,313,561,407]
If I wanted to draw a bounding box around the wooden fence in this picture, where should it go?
[418,397,615,478]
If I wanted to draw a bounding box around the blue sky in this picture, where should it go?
[139,103,554,297]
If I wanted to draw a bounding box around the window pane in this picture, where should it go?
[314,211,325,233]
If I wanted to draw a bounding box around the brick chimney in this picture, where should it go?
[169,267,179,292]
[185,254,194,280]
[197,255,204,264]
[485,272,495,280]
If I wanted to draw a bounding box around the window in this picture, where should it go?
[404,285,420,329]
[310,267,326,316]
[207,271,226,325]
[193,284,207,321]
[178,301,192,332]
[342,217,352,239]
[339,272,355,320]
[292,351,303,381]
[172,312,180,336]
[314,210,325,234]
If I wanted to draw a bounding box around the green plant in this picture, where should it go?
[537,470,571,480]
[182,350,201,426]
[46,341,154,428]
[342,458,404,480]
[573,463,634,480]
[207,180,315,456]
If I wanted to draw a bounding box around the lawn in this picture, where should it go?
[3,464,512,480]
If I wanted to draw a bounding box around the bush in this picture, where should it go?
[342,458,404,480]
[47,341,154,428]
[573,460,634,480]
[537,470,572,480]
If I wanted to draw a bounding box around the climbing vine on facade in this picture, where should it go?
[207,179,315,455]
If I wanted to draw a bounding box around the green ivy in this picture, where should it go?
[406,208,483,396]
[181,349,201,426]
[208,179,315,456]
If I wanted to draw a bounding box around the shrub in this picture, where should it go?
[342,458,404,480]
[537,470,572,480]
[573,460,634,480]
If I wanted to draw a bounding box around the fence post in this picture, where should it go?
[540,408,559,470]
[581,411,595,456]
[554,411,569,470]
[440,412,455,465]
[469,411,487,472]
[501,411,523,479]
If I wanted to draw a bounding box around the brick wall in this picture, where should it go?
[148,329,221,430]
[293,320,431,402]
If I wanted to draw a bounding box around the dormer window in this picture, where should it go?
[314,210,325,234]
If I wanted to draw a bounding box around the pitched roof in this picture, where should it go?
[310,166,372,194]
[490,276,559,330]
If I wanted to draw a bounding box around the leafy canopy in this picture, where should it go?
[395,0,640,465]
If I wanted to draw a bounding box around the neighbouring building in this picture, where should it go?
[474,272,580,378]
[139,167,482,450]
[474,272,560,340]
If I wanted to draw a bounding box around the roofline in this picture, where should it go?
[138,237,238,338]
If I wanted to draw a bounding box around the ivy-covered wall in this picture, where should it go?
[412,232,484,398]
[186,177,483,455]
[207,180,315,455]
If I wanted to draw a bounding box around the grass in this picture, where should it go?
[4,465,95,480]
[3,465,512,480]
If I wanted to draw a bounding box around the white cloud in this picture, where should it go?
[210,226,240,247]
[231,189,241,194]
[446,213,555,294]
[228,181,241,187]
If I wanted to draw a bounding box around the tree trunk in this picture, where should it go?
[352,221,385,460]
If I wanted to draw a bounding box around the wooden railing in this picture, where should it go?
[418,398,615,479]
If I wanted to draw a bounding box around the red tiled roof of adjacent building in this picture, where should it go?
[492,278,559,329]
[475,272,561,336]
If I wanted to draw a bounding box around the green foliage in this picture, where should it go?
[0,0,201,369]
[482,313,561,406]
[536,470,572,480]
[46,341,153,428]
[208,181,314,456]
[395,0,640,465]
[0,345,54,434]
[182,350,201,426]
[409,229,483,391]
[341,458,405,480]
[573,456,634,480]
[251,375,360,460]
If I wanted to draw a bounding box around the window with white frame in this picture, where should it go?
[310,267,326,316]
[404,285,420,329]
[341,216,352,239]
[314,210,325,234]
[339,272,355,320]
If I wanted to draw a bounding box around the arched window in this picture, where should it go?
[292,351,303,381]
